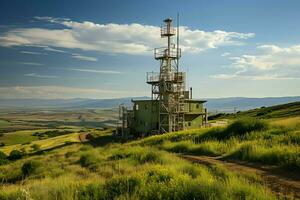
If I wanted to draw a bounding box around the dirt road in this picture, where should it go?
[182,155,300,199]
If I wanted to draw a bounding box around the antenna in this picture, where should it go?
[177,13,179,72]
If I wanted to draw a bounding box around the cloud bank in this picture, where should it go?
[212,44,300,80]
[0,86,147,99]
[0,16,254,55]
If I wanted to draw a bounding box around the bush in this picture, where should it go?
[167,141,191,153]
[104,175,140,199]
[224,118,269,138]
[8,150,24,160]
[0,151,7,159]
[132,150,163,164]
[78,183,105,200]
[31,144,41,151]
[228,144,300,170]
[0,151,8,165]
[198,118,269,141]
[21,160,41,176]
[79,153,97,170]
[0,142,4,147]
[110,147,164,164]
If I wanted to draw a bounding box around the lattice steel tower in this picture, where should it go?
[147,17,186,133]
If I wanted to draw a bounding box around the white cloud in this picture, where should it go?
[221,52,231,57]
[43,46,67,53]
[211,73,299,80]
[20,51,46,55]
[0,86,147,99]
[70,68,121,74]
[212,44,300,80]
[19,62,44,66]
[24,73,58,79]
[0,16,254,55]
[71,53,98,61]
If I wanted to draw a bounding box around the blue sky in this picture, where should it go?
[0,0,300,99]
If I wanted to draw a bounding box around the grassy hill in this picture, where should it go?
[210,101,300,120]
[0,101,299,199]
[0,130,276,200]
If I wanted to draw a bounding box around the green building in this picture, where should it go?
[125,99,207,136]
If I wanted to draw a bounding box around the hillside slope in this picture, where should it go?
[210,101,300,120]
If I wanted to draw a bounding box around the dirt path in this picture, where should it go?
[182,155,300,199]
[78,133,299,199]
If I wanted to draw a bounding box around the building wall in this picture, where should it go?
[132,101,159,134]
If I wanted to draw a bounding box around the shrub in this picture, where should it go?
[8,150,24,160]
[132,150,162,164]
[0,151,8,165]
[31,144,41,151]
[0,151,7,159]
[198,118,269,141]
[21,160,41,176]
[166,141,191,153]
[78,183,105,200]
[79,153,97,170]
[104,175,140,199]
[110,147,164,164]
[64,151,74,158]
[228,144,300,170]
[0,142,4,147]
[224,118,269,138]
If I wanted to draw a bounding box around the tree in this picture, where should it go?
[8,150,23,160]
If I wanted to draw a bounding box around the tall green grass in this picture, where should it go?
[0,144,274,200]
[133,118,300,170]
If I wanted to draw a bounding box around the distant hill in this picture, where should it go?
[209,101,300,120]
[0,97,148,109]
[0,96,300,112]
[238,101,300,118]
[205,96,300,113]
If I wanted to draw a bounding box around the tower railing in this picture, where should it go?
[147,72,185,83]
[154,47,181,60]
[161,26,176,36]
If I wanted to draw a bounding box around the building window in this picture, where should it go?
[145,105,148,109]
[188,122,191,126]
[136,104,139,110]
[196,104,199,109]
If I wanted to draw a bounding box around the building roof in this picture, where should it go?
[185,99,207,103]
[131,99,158,102]
[132,99,206,103]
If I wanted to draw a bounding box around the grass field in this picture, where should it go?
[132,117,300,171]
[0,132,81,155]
[0,130,39,146]
[0,141,275,200]
[0,120,10,127]
[0,102,299,199]
[0,108,117,133]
